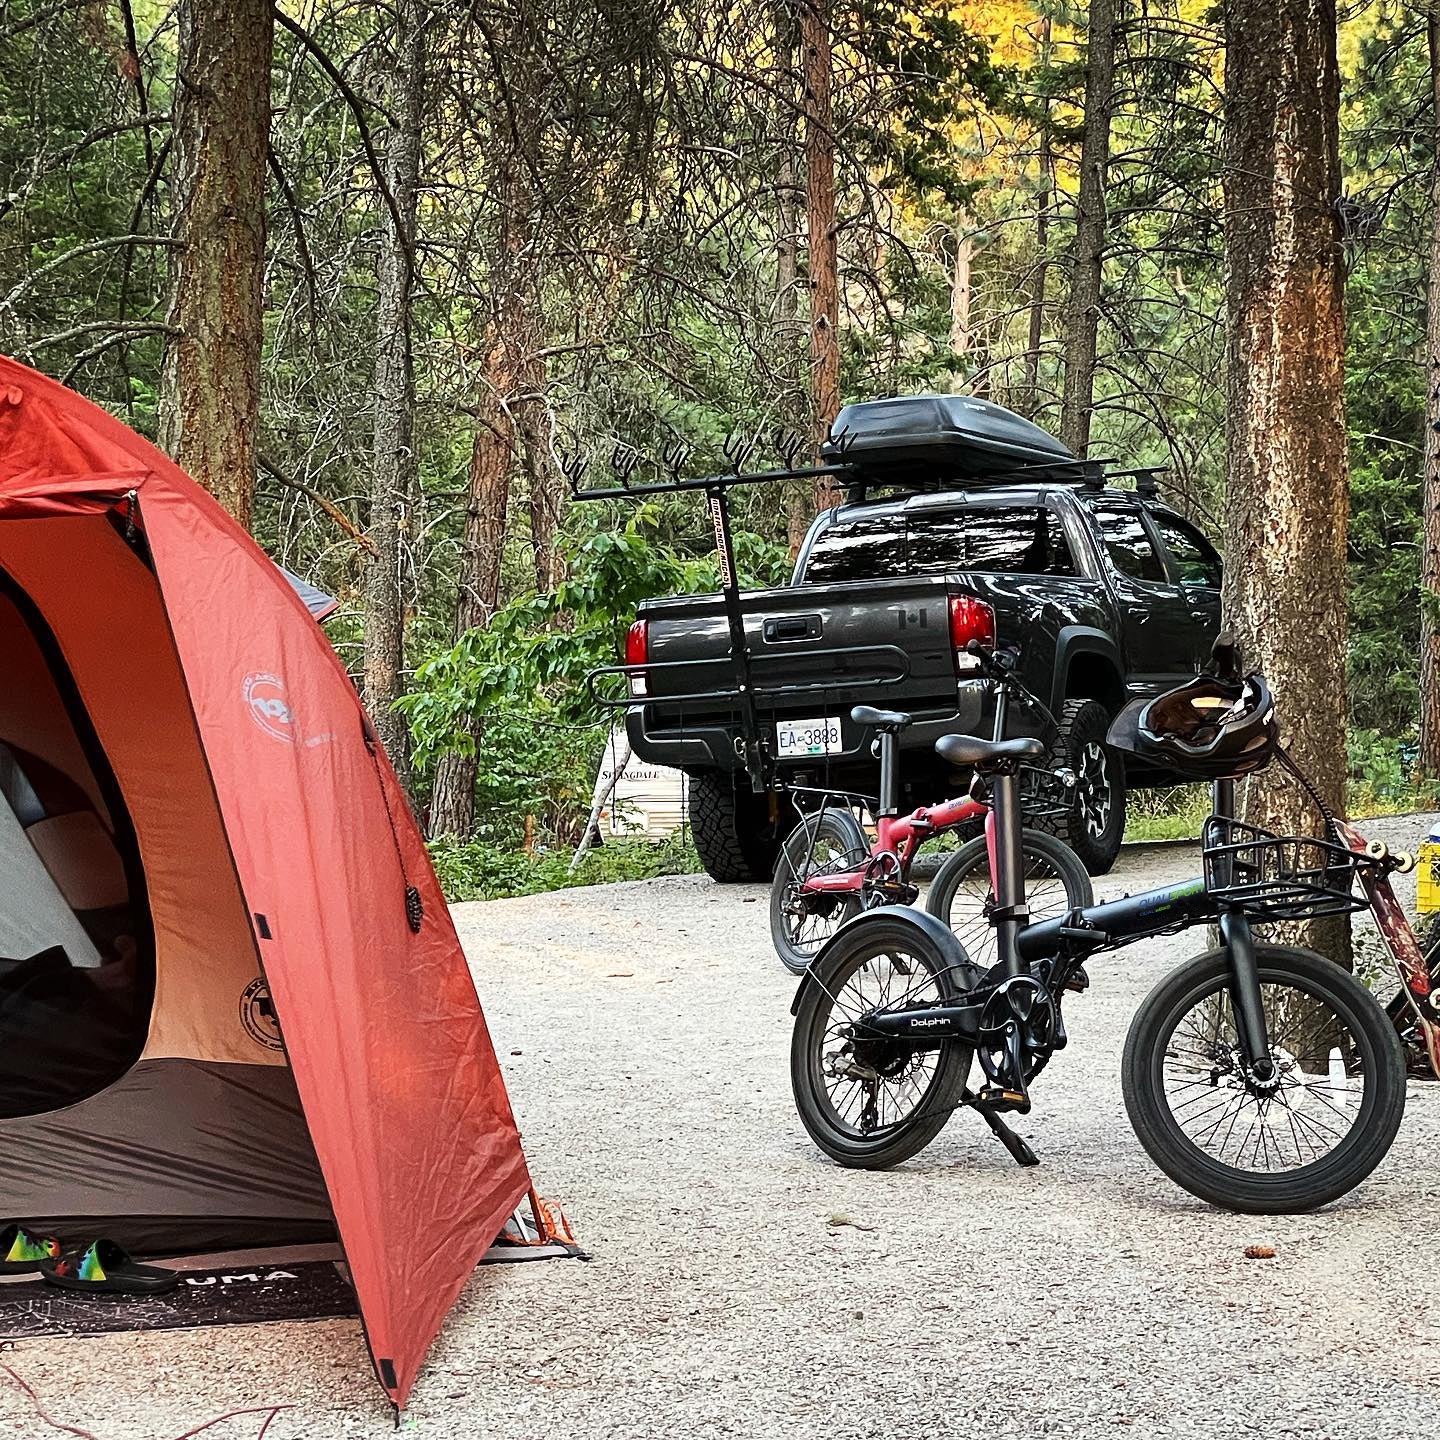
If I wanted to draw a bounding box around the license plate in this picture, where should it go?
[776,717,842,758]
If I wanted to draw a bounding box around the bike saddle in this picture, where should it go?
[851,705,912,730]
[935,733,1046,768]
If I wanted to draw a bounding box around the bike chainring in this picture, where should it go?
[977,974,1060,1095]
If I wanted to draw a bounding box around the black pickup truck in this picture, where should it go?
[622,395,1222,880]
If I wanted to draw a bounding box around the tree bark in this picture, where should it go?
[363,0,425,788]
[772,2,812,557]
[158,0,272,529]
[1222,0,1350,961]
[1021,15,1054,418]
[519,361,565,593]
[1059,0,1116,456]
[800,0,840,509]
[949,210,975,361]
[1419,7,1440,776]
[425,314,522,841]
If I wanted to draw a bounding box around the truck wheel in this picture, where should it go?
[688,771,793,883]
[1041,699,1125,876]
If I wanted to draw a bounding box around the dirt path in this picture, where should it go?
[3,820,1438,1439]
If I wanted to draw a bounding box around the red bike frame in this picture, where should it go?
[802,795,987,896]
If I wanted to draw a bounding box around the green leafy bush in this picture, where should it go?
[429,829,701,902]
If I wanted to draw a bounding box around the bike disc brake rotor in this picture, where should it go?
[1160,982,1367,1172]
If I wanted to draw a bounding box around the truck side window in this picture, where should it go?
[1150,512,1223,588]
[1089,503,1167,583]
[908,506,1077,576]
[802,512,906,583]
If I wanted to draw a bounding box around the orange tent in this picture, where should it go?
[0,356,540,1409]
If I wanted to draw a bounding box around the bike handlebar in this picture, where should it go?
[964,640,1061,739]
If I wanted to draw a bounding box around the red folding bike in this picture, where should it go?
[769,653,1093,974]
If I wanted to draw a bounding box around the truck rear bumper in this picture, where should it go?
[626,684,989,776]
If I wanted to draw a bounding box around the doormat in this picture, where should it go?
[0,1257,356,1341]
[0,1216,584,1343]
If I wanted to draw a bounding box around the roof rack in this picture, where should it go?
[839,460,1171,505]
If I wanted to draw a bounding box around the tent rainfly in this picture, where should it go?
[0,355,554,1410]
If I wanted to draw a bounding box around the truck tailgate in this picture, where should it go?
[639,574,958,718]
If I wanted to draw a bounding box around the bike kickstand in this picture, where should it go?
[966,1090,1039,1168]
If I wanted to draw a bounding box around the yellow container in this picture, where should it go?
[1418,841,1440,914]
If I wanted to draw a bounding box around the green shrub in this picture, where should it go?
[429,829,702,903]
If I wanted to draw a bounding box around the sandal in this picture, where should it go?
[41,1239,178,1295]
[0,1222,61,1274]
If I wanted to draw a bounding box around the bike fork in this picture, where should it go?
[1221,910,1275,1080]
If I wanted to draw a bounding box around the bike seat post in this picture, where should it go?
[876,727,901,818]
[991,765,1028,977]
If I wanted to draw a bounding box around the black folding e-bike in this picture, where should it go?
[790,642,1410,1213]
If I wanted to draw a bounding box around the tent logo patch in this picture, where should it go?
[243,672,294,743]
[240,978,284,1051]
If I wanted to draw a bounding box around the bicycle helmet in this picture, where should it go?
[1106,671,1277,779]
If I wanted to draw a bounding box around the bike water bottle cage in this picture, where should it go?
[1106,672,1276,780]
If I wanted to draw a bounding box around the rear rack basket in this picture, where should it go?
[1202,817,1371,922]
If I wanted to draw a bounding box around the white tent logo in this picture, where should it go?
[243,672,293,743]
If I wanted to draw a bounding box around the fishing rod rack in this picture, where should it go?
[566,427,909,794]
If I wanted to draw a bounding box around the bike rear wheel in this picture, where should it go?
[791,914,972,1168]
[925,829,1093,970]
[770,809,869,975]
[1122,945,1406,1213]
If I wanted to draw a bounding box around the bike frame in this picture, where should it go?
[796,672,1029,898]
[863,764,1281,1084]
[1336,820,1440,1075]
[801,794,985,897]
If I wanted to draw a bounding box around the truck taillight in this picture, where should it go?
[949,595,995,671]
[625,619,649,696]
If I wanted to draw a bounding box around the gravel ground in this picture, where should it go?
[3,817,1439,1440]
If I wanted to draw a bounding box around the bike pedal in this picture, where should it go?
[1064,967,1090,993]
[976,1086,1030,1114]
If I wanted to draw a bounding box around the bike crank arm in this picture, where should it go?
[1221,911,1275,1080]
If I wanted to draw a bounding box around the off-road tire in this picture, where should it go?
[1037,698,1125,876]
[689,770,793,883]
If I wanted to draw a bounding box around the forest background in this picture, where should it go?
[1,0,1435,901]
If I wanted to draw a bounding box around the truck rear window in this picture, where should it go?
[908,506,1077,576]
[802,512,906,583]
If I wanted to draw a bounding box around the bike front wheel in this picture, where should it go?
[1122,945,1406,1213]
[925,828,1093,970]
[770,808,869,975]
[791,914,972,1169]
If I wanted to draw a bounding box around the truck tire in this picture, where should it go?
[1039,698,1125,876]
[689,771,793,883]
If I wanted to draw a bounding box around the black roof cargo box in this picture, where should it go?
[823,394,1076,483]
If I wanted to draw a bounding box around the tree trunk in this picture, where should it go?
[158,0,272,529]
[1222,0,1350,962]
[1021,15,1054,418]
[363,0,425,788]
[1059,0,1116,456]
[519,360,565,593]
[426,1,547,841]
[425,318,521,841]
[949,210,974,361]
[1419,7,1440,776]
[773,3,811,557]
[800,0,840,510]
